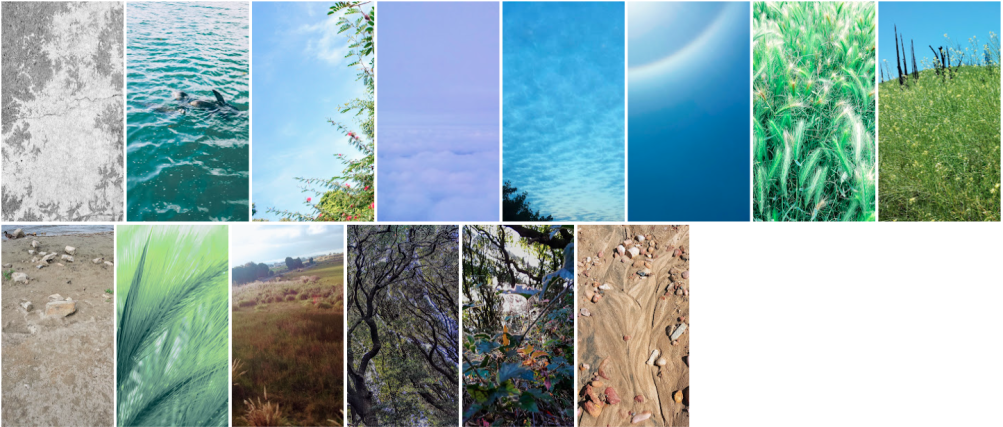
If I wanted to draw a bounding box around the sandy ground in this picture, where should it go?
[1,233,115,426]
[577,225,690,427]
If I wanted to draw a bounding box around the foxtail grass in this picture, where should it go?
[753,1,876,221]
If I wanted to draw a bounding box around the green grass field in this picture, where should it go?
[753,1,876,221]
[232,259,344,426]
[879,61,1001,221]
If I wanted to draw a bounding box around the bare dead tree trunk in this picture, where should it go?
[929,45,941,76]
[900,33,909,81]
[894,25,904,85]
[911,40,919,80]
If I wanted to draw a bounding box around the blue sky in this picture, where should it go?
[230,224,343,266]
[503,2,625,222]
[880,1,1000,79]
[251,2,366,220]
[628,2,750,221]
[377,2,500,221]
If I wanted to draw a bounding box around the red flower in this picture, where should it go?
[364,185,370,191]
[307,197,312,202]
[346,184,351,189]
[347,215,353,220]
[369,202,374,209]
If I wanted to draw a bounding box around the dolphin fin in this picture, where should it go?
[212,89,226,105]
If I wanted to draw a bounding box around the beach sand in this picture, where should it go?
[1,232,115,426]
[577,225,690,427]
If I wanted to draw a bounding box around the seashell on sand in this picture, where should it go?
[645,349,660,365]
[592,294,602,303]
[598,357,611,379]
[631,411,652,424]
[656,357,667,367]
[634,395,644,403]
[584,400,603,417]
[580,308,591,317]
[604,386,621,405]
[599,283,613,290]
[674,390,684,404]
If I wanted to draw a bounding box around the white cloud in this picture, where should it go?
[298,12,350,65]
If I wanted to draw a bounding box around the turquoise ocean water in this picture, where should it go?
[126,1,249,221]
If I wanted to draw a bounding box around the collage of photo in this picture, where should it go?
[2,1,997,224]
[1,1,1002,427]
[1,223,686,426]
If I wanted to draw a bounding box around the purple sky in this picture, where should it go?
[377,2,500,221]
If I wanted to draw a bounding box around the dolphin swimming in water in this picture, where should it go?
[173,90,236,111]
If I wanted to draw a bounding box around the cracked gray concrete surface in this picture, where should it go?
[2,1,125,221]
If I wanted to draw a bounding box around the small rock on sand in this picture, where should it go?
[64,246,76,255]
[104,261,114,267]
[12,272,28,283]
[42,254,56,263]
[669,323,688,341]
[31,240,40,248]
[28,249,36,255]
[61,255,74,262]
[92,257,104,264]
[2,263,11,268]
[45,301,76,317]
[49,294,63,302]
[628,247,640,258]
[35,264,46,270]
[20,301,33,312]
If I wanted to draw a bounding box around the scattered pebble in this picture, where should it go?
[631,411,652,424]
[645,349,660,366]
[670,323,688,341]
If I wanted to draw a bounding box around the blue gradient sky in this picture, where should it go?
[251,2,366,221]
[503,2,625,222]
[377,2,500,221]
[628,2,750,221]
[879,2,1000,79]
